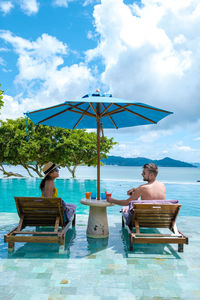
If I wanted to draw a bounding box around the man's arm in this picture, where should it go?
[127,187,136,196]
[106,196,132,206]
[107,186,143,206]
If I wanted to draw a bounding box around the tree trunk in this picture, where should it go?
[21,163,34,177]
[65,165,78,178]
[27,164,43,177]
[0,164,24,178]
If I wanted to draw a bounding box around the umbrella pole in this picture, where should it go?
[97,111,100,200]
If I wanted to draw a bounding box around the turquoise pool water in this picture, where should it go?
[0,178,200,216]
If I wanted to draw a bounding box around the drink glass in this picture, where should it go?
[85,192,91,199]
[101,192,106,200]
[106,192,112,198]
[91,192,96,200]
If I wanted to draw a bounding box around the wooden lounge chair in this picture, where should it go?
[4,197,76,253]
[122,203,188,252]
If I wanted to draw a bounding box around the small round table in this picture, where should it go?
[80,199,114,238]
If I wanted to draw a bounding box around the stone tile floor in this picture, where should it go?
[0,213,200,300]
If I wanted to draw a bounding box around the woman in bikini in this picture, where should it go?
[40,162,76,223]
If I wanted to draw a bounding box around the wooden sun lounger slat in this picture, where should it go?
[16,200,62,205]
[23,220,61,224]
[4,196,76,253]
[134,208,177,212]
[15,196,62,201]
[135,219,175,224]
[131,233,183,237]
[17,207,62,212]
[5,236,60,243]
[23,215,62,219]
[135,211,177,216]
[133,204,178,209]
[133,216,175,221]
[12,231,59,235]
[23,219,59,222]
[122,203,188,252]
[19,211,61,217]
[22,213,62,218]
[136,224,172,228]
[22,214,61,218]
[135,213,177,217]
[18,206,61,210]
[16,204,62,209]
[135,217,173,221]
[132,237,186,244]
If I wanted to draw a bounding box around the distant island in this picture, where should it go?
[102,156,197,167]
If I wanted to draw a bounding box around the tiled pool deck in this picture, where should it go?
[0,213,200,300]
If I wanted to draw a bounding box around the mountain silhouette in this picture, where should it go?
[101,156,196,167]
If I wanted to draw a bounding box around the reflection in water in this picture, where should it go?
[87,236,108,255]
[121,227,181,258]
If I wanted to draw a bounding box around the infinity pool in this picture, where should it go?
[0,178,200,216]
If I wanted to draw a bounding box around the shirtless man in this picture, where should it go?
[106,163,165,206]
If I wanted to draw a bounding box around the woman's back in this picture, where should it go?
[41,179,57,197]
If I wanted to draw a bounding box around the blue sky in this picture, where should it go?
[0,0,200,163]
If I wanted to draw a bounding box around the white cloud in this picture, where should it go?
[0,0,39,15]
[0,47,9,52]
[174,141,197,152]
[52,0,73,8]
[86,0,200,129]
[19,0,39,15]
[0,94,26,120]
[194,137,200,141]
[177,145,194,152]
[0,31,68,82]
[108,136,200,162]
[0,56,5,66]
[87,30,94,40]
[0,1,13,14]
[0,30,96,117]
[83,0,99,6]
[0,30,67,56]
[174,34,186,45]
[110,143,141,158]
[162,150,169,154]
[137,129,172,143]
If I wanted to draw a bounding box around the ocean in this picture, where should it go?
[0,165,200,216]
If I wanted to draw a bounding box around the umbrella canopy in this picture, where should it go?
[25,90,173,199]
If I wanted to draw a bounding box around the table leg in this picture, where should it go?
[87,206,109,238]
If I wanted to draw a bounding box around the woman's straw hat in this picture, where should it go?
[42,162,60,178]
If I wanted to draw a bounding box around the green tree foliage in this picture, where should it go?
[0,118,34,177]
[0,117,116,178]
[51,129,116,177]
[0,84,4,111]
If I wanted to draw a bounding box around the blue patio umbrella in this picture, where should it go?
[25,90,173,199]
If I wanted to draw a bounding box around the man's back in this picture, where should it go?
[106,163,166,206]
[139,180,166,200]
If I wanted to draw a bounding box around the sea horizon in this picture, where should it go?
[1,165,200,185]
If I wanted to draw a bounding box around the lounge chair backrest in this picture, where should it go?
[14,197,64,227]
[133,203,181,228]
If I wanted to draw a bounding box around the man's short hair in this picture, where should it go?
[143,163,158,176]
